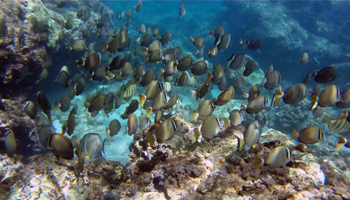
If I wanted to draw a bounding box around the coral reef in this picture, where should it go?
[2,115,349,199]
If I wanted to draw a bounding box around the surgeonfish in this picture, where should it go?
[191,99,216,122]
[292,126,324,144]
[229,52,245,70]
[155,118,177,143]
[228,109,243,126]
[24,101,37,119]
[252,146,291,168]
[263,70,281,89]
[247,39,261,51]
[37,91,52,123]
[127,113,139,136]
[271,87,284,107]
[106,119,121,137]
[36,125,52,148]
[217,33,231,51]
[337,89,350,108]
[242,95,268,114]
[314,66,336,83]
[199,115,221,140]
[80,133,104,160]
[299,52,309,65]
[5,130,16,158]
[322,115,350,133]
[243,60,255,77]
[54,94,71,112]
[47,133,74,160]
[214,85,235,106]
[335,134,350,152]
[318,85,341,107]
[190,36,204,48]
[242,120,260,152]
[179,0,186,17]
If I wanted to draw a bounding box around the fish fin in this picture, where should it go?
[195,50,199,55]
[190,36,194,42]
[105,127,110,137]
[339,110,348,119]
[261,77,266,86]
[309,95,318,111]
[252,144,257,149]
[139,95,146,108]
[322,115,331,124]
[1,99,11,104]
[240,104,246,112]
[291,129,298,140]
[68,80,73,89]
[193,128,200,143]
[102,43,108,52]
[209,30,213,36]
[223,117,230,129]
[76,59,84,68]
[191,113,199,122]
[84,155,91,159]
[53,101,60,111]
[275,89,284,99]
[206,72,212,83]
[243,92,249,100]
[146,107,152,118]
[146,132,155,147]
[141,46,148,55]
[335,136,347,152]
[252,155,264,168]
[206,50,210,55]
[62,124,67,134]
[190,90,196,98]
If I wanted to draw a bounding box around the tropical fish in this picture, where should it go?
[106,119,121,137]
[252,146,291,168]
[179,0,186,18]
[292,126,324,144]
[322,115,350,133]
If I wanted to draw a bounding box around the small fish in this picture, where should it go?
[127,113,139,136]
[74,77,86,96]
[65,18,74,30]
[191,99,216,122]
[164,61,178,77]
[160,32,172,46]
[88,93,106,113]
[122,83,137,100]
[217,33,231,51]
[117,11,125,21]
[80,133,104,160]
[69,40,86,52]
[322,115,350,133]
[106,119,121,137]
[143,80,164,102]
[152,91,168,112]
[24,101,37,119]
[191,60,208,76]
[140,68,155,87]
[299,52,309,65]
[62,111,76,136]
[229,53,245,70]
[313,105,326,119]
[247,39,261,51]
[335,134,350,152]
[139,114,151,129]
[242,121,260,152]
[177,55,193,71]
[241,95,268,114]
[57,66,72,88]
[5,130,16,158]
[54,94,71,112]
[214,85,234,106]
[207,46,218,58]
[154,110,162,124]
[209,25,224,39]
[76,52,101,71]
[71,135,80,149]
[282,85,301,105]
[47,133,74,160]
[199,115,221,140]
[179,0,186,18]
[36,125,52,148]
[195,47,204,58]
[314,66,336,83]
[252,146,291,168]
[239,38,249,49]
[190,36,204,48]
[121,99,139,119]
[218,76,227,91]
[137,24,146,34]
[337,89,350,108]
[302,71,317,84]
[135,0,142,13]
[243,60,255,77]
[211,64,225,85]
[243,85,260,103]
[37,91,52,123]
[292,126,324,144]
[153,28,160,37]
[235,77,244,90]
[229,109,243,126]
[155,118,177,143]
[271,87,284,108]
[263,70,281,89]
[318,85,340,107]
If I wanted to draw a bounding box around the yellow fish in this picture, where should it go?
[122,84,136,100]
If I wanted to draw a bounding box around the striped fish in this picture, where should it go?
[322,115,350,132]
[122,84,136,100]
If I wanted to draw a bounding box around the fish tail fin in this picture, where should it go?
[209,30,213,36]
[276,89,284,99]
[146,132,155,147]
[335,136,348,152]
[206,49,210,55]
[291,129,298,140]
[54,101,59,111]
[252,155,264,168]
[141,46,148,55]
[339,110,348,119]
[105,127,110,137]
[68,80,73,89]
[261,77,266,86]
[243,92,249,100]
[322,115,331,124]
[190,36,194,42]
[240,104,246,112]
[193,128,200,143]
[223,117,230,129]
[139,95,146,108]
[146,107,152,118]
[190,90,196,98]
[76,59,84,68]
[62,124,67,134]
[1,99,11,104]
[195,50,199,55]
[309,95,318,111]
[206,72,212,83]
[191,112,199,122]
[102,43,108,52]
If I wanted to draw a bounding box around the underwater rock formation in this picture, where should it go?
[0,0,113,98]
[1,115,349,199]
